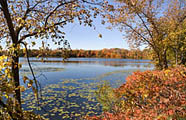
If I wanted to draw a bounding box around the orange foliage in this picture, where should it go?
[89,66,186,120]
[17,48,150,59]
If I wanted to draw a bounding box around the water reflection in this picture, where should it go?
[20,57,153,68]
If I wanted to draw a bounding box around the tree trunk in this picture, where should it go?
[180,52,186,65]
[12,55,21,105]
[163,55,168,69]
[156,48,168,70]
[11,51,23,119]
[0,0,23,119]
[0,0,22,107]
[163,48,168,69]
[156,51,164,70]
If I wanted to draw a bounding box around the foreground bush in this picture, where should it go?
[89,66,186,120]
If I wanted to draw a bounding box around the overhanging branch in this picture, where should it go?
[18,18,73,43]
[44,0,76,27]
[20,42,39,101]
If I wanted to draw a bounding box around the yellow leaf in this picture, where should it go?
[20,86,26,92]
[4,94,8,98]
[27,83,32,88]
[98,34,102,38]
[31,42,36,46]
[143,94,148,98]
[23,76,28,83]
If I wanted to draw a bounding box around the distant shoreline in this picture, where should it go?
[20,56,151,60]
[27,59,152,63]
[1,48,151,60]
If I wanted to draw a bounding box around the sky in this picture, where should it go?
[0,0,173,51]
[0,0,130,51]
[49,0,130,50]
[24,15,129,50]
[36,17,130,50]
[63,20,129,50]
[34,0,170,51]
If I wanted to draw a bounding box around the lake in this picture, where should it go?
[20,57,153,120]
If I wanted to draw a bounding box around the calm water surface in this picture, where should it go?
[20,57,153,120]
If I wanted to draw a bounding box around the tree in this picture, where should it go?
[0,0,103,119]
[163,1,186,66]
[103,0,186,69]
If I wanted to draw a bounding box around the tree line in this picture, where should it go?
[1,48,150,59]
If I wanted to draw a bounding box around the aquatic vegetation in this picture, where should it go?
[23,78,101,119]
[0,54,152,120]
[22,69,136,120]
[20,67,65,76]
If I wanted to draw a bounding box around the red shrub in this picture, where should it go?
[89,66,186,120]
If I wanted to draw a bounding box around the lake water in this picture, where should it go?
[20,57,153,120]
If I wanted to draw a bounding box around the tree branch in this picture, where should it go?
[140,11,160,35]
[16,7,31,37]
[136,13,153,40]
[135,12,158,50]
[30,0,48,10]
[0,0,17,43]
[20,42,39,100]
[44,0,76,27]
[18,18,73,43]
[123,22,155,50]
[16,0,31,36]
[82,0,103,6]
[16,0,48,38]
[128,1,155,42]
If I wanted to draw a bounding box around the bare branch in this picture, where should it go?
[20,42,39,101]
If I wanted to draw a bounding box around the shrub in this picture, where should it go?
[90,66,186,120]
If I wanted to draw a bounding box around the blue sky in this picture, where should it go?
[28,0,171,50]
[62,18,129,50]
[1,0,171,50]
[57,0,129,50]
[1,0,130,50]
[26,16,129,50]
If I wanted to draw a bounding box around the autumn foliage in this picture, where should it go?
[3,48,150,59]
[89,66,186,120]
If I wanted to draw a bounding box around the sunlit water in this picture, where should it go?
[19,57,153,120]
